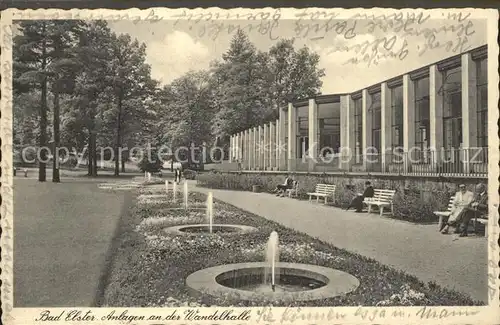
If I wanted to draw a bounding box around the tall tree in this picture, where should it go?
[71,20,114,176]
[107,34,154,176]
[13,20,85,182]
[211,30,271,141]
[47,21,84,182]
[268,38,325,109]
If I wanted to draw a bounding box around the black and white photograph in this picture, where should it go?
[1,7,499,325]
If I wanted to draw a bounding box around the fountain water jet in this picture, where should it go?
[184,182,189,209]
[206,192,214,233]
[265,231,279,291]
[172,182,177,202]
[185,231,360,301]
[165,180,169,194]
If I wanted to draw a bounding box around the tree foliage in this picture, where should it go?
[13,23,325,178]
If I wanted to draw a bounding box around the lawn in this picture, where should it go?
[102,184,479,307]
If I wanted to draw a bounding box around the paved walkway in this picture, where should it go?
[195,185,488,302]
[13,178,131,307]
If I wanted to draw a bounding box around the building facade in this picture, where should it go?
[229,45,488,177]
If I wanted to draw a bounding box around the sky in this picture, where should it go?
[109,16,487,94]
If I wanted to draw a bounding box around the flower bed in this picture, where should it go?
[103,187,479,307]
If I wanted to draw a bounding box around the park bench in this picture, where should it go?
[433,196,455,231]
[433,196,489,237]
[307,184,336,204]
[473,217,489,238]
[364,189,396,216]
[285,181,299,198]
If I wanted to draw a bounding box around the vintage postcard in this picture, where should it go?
[1,7,499,325]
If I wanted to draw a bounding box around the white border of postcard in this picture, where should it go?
[1,7,499,325]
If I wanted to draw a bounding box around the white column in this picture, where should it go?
[403,75,415,172]
[240,132,244,162]
[273,119,280,170]
[253,127,258,169]
[236,133,240,163]
[308,98,319,171]
[269,122,275,170]
[287,103,297,171]
[381,82,391,170]
[249,128,254,170]
[257,125,263,170]
[263,124,269,170]
[229,136,233,162]
[461,52,477,148]
[461,52,477,173]
[340,95,355,170]
[362,89,373,170]
[243,131,247,169]
[430,64,444,167]
[279,108,287,170]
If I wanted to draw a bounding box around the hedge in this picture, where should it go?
[196,172,462,223]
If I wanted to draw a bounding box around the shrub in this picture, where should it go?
[197,172,458,223]
[183,169,196,180]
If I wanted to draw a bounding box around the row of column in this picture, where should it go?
[229,118,287,170]
[231,51,482,172]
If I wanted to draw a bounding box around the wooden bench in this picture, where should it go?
[307,184,336,204]
[473,217,489,238]
[364,189,396,215]
[433,196,455,231]
[285,181,299,198]
[434,196,489,237]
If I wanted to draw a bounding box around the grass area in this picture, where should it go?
[102,185,479,307]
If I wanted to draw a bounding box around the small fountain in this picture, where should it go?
[265,231,279,292]
[172,182,177,203]
[207,192,214,233]
[165,180,169,193]
[185,231,360,301]
[163,191,257,235]
[184,182,189,209]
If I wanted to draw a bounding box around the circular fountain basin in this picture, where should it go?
[164,224,257,235]
[186,262,359,301]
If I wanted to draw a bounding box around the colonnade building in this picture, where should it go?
[229,45,488,178]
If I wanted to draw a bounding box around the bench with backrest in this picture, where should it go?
[363,189,396,216]
[433,196,489,237]
[473,217,489,238]
[285,181,299,198]
[433,196,455,231]
[307,184,336,204]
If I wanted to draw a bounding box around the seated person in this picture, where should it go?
[345,181,374,212]
[440,184,473,234]
[274,175,294,196]
[456,183,488,237]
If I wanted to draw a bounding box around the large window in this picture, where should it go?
[353,97,363,154]
[476,57,488,147]
[414,76,430,152]
[318,102,341,156]
[296,105,308,158]
[390,85,404,150]
[371,92,382,154]
[442,66,462,149]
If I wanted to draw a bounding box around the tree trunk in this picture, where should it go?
[52,90,60,182]
[114,91,123,176]
[87,133,93,176]
[121,159,125,173]
[92,133,98,176]
[38,23,48,182]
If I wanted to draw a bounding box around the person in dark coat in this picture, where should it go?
[274,175,294,196]
[457,183,488,237]
[345,181,374,212]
